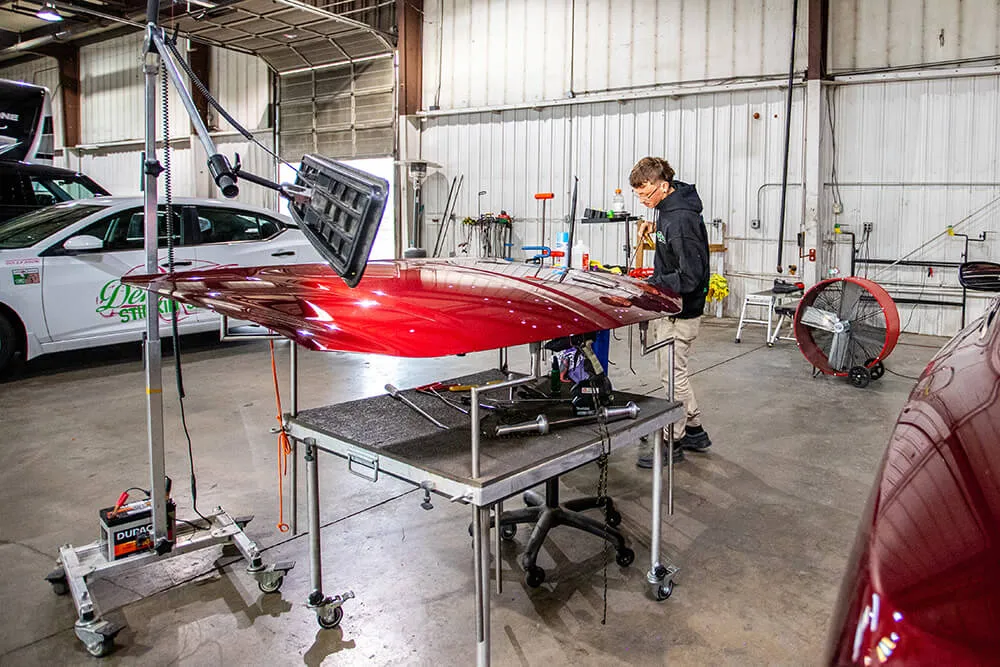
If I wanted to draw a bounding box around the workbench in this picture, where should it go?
[283,362,683,666]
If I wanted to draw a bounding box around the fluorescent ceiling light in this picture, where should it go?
[36,2,62,21]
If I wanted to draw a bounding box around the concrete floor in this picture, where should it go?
[0,319,943,666]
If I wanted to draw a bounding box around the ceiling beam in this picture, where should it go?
[808,0,829,80]
[396,0,420,115]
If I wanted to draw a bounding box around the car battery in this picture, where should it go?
[99,498,176,562]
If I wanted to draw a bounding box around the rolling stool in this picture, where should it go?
[494,478,633,587]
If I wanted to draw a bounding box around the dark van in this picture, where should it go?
[0,160,110,224]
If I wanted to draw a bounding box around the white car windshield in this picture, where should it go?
[0,202,105,249]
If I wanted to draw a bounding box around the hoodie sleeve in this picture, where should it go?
[648,210,708,295]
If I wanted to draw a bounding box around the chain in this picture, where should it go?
[161,64,173,268]
[596,388,612,625]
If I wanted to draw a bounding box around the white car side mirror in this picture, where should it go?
[63,235,104,253]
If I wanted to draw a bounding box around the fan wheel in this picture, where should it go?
[793,277,900,377]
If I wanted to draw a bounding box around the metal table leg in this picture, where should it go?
[472,504,492,666]
[304,437,354,629]
[647,338,678,601]
[291,438,298,535]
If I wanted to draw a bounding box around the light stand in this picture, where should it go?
[45,8,293,657]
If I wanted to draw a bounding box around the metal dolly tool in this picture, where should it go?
[45,508,293,657]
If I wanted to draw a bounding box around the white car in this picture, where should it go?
[0,197,322,374]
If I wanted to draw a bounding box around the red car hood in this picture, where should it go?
[121,258,682,357]
[827,297,1000,665]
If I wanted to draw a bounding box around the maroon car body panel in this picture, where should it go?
[826,295,1000,665]
[122,258,682,357]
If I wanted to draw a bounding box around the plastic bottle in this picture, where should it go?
[573,237,590,271]
[611,188,626,214]
[553,232,569,267]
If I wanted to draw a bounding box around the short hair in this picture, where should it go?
[629,157,675,188]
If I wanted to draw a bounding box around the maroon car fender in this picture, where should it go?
[826,298,1000,665]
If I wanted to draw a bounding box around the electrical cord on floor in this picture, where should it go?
[884,367,921,381]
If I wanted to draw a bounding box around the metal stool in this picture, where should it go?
[768,305,799,347]
[735,289,802,344]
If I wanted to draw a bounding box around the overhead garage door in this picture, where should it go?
[278,56,395,161]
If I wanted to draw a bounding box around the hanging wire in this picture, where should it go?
[161,37,307,182]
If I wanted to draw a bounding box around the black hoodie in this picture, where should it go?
[647,181,710,319]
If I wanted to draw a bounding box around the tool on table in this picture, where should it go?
[490,401,640,437]
[418,387,470,415]
[385,384,448,429]
[416,380,504,392]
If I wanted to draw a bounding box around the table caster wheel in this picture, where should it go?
[605,509,622,527]
[655,580,674,601]
[317,605,344,630]
[85,637,114,657]
[615,547,635,567]
[734,337,741,344]
[258,576,283,594]
[500,524,517,541]
[525,566,546,588]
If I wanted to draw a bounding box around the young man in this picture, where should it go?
[630,156,712,467]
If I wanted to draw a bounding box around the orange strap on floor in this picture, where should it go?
[269,340,292,533]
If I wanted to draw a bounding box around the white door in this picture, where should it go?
[191,205,318,324]
[41,205,199,344]
[192,204,314,269]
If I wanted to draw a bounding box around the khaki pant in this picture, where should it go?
[653,315,702,440]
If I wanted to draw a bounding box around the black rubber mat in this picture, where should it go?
[291,369,677,485]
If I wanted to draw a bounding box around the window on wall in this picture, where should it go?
[277,57,395,161]
[278,157,395,260]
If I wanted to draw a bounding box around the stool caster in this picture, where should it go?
[525,565,546,588]
[615,547,635,567]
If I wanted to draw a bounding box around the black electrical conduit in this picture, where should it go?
[775,0,799,273]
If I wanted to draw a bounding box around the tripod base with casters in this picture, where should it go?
[497,478,633,587]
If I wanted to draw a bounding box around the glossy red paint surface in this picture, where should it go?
[122,258,682,357]
[826,296,1000,665]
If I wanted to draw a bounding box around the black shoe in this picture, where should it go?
[679,427,712,452]
[636,438,684,468]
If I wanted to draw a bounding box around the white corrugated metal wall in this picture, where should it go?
[421,88,805,315]
[419,0,808,318]
[826,74,1000,335]
[0,33,277,210]
[423,0,807,109]
[824,0,1000,335]
[829,0,1000,72]
[417,0,1000,335]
